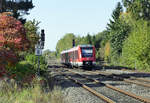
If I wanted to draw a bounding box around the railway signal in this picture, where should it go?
[72,39,75,47]
[41,29,45,42]
[35,29,45,76]
[40,29,45,49]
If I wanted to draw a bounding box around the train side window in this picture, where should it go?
[68,52,70,60]
[70,52,72,59]
[66,53,69,61]
[63,54,65,60]
[75,50,78,59]
[77,51,78,59]
[71,52,73,59]
[72,52,73,59]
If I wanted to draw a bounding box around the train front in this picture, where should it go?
[79,45,96,67]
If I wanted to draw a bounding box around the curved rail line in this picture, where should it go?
[121,69,150,74]
[130,77,150,83]
[87,70,150,88]
[67,69,150,103]
[64,75,115,103]
[54,68,115,103]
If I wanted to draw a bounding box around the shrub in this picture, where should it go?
[121,20,150,71]
[25,54,47,71]
[5,54,47,83]
[6,61,35,82]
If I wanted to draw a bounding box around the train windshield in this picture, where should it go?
[81,47,93,57]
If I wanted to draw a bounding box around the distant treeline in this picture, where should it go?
[56,0,150,71]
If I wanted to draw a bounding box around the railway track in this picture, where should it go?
[64,74,115,103]
[47,64,150,103]
[59,68,150,103]
[86,70,150,88]
[50,65,150,86]
[55,69,114,103]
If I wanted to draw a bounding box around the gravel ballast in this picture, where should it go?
[47,62,150,103]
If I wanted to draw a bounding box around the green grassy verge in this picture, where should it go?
[0,78,64,103]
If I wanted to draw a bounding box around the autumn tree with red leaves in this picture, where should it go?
[0,12,29,77]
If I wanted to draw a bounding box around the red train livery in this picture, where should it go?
[60,45,96,67]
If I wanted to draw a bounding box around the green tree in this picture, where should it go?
[122,20,150,71]
[110,20,130,56]
[56,33,75,57]
[122,0,150,20]
[24,19,40,53]
[107,2,123,31]
[43,49,56,60]
[0,0,34,23]
[86,33,92,44]
[75,33,92,45]
[106,2,130,63]
[96,30,109,48]
[97,31,110,60]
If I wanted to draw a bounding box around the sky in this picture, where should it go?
[26,0,121,51]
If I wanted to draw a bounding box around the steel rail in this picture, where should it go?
[109,72,150,83]
[106,72,150,83]
[63,75,115,103]
[88,71,150,88]
[121,69,150,74]
[130,77,150,83]
[123,79,150,88]
[65,75,116,103]
[68,70,150,103]
[57,70,115,103]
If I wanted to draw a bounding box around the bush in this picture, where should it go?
[121,20,150,71]
[25,54,47,71]
[5,54,47,83]
[6,61,35,81]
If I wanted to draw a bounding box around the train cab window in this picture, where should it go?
[81,47,93,57]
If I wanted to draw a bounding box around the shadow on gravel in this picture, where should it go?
[111,72,150,78]
[46,72,150,90]
[47,65,65,69]
[50,74,81,89]
[46,64,150,90]
[93,65,132,70]
[93,65,150,79]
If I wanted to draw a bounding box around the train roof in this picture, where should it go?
[60,46,78,54]
[60,44,93,54]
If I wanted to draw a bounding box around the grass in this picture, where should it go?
[0,77,64,103]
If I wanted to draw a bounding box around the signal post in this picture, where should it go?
[35,29,45,76]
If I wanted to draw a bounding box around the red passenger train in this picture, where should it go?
[60,45,96,67]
